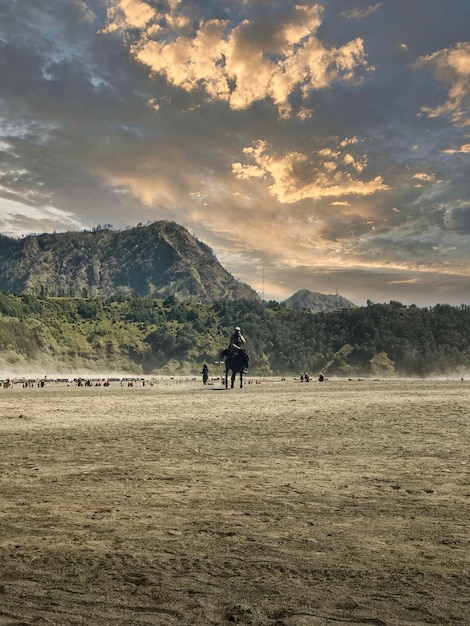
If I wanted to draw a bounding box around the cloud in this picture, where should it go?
[102,0,156,32]
[340,4,382,20]
[232,139,389,203]
[412,172,437,182]
[1,0,469,307]
[0,198,83,237]
[442,142,470,154]
[415,42,470,127]
[104,2,373,117]
[411,171,442,188]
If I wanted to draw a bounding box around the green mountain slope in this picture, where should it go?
[0,294,468,378]
[0,222,259,303]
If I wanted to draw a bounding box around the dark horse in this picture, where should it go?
[220,349,249,389]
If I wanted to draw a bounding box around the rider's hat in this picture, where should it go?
[234,326,241,331]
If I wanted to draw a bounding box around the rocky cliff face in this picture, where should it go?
[0,222,259,303]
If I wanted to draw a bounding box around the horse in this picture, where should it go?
[220,349,249,389]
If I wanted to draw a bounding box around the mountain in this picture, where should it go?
[283,289,356,313]
[0,222,259,303]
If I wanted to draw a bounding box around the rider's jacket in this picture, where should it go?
[227,331,246,355]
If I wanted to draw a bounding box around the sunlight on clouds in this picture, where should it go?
[232,139,389,203]
[389,278,419,285]
[186,185,346,271]
[415,42,470,127]
[413,172,436,182]
[103,2,372,117]
[442,142,470,153]
[103,0,155,32]
[0,198,84,237]
[134,20,230,101]
[411,171,442,189]
[215,218,342,272]
[340,4,382,20]
[343,152,366,172]
[147,98,160,110]
[298,106,313,120]
[231,162,264,180]
[107,172,180,207]
[322,161,338,173]
[192,193,470,301]
[281,4,322,45]
[0,0,468,308]
[224,26,278,111]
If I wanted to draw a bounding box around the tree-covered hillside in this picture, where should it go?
[0,222,259,303]
[0,292,469,377]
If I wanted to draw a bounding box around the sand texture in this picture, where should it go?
[0,378,469,625]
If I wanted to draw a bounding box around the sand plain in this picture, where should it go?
[0,377,468,626]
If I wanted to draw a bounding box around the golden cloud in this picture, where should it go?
[232,139,389,203]
[104,2,372,116]
[442,143,470,154]
[102,0,156,32]
[415,42,470,127]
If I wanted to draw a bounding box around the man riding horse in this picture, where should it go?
[221,326,249,388]
[227,326,246,358]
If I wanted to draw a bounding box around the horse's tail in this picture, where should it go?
[220,348,229,360]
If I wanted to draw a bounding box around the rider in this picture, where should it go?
[227,326,246,358]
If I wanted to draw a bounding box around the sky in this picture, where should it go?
[0,0,469,307]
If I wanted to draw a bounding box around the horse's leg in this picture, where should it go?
[231,371,236,388]
[240,370,243,388]
[225,368,229,389]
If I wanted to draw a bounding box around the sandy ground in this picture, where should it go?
[0,377,468,626]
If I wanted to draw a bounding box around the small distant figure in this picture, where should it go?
[304,372,310,382]
[318,373,325,382]
[201,363,209,385]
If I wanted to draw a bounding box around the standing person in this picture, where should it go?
[201,363,209,384]
[227,326,246,358]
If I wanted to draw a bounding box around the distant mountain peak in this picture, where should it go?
[283,289,356,313]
